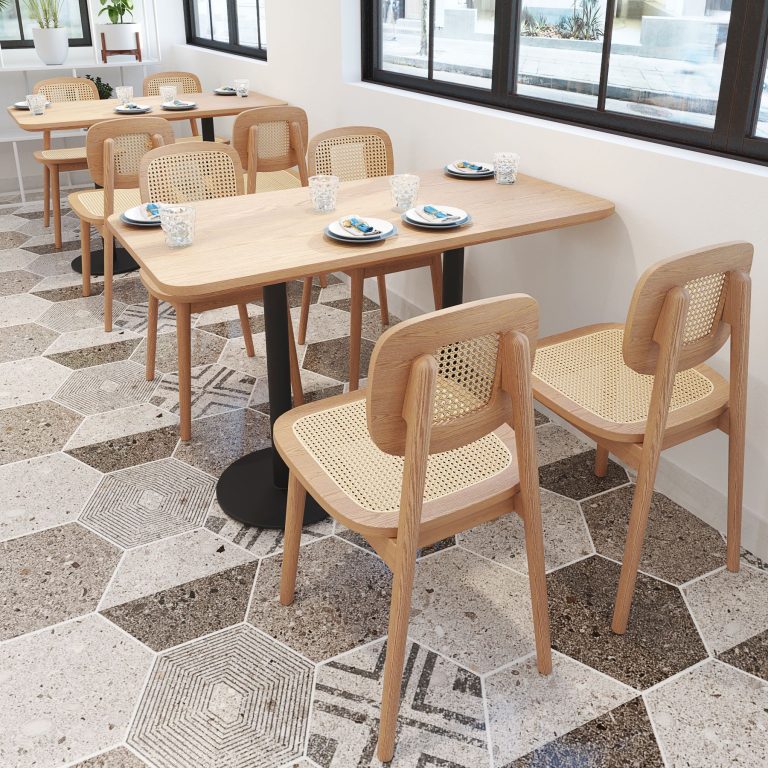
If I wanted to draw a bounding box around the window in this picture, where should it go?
[184,0,266,59]
[0,0,91,48]
[364,1,768,164]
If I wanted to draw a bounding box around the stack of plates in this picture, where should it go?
[120,204,162,227]
[161,100,197,111]
[403,205,470,229]
[13,100,51,110]
[325,216,397,244]
[115,103,152,114]
[214,86,237,96]
[444,161,494,179]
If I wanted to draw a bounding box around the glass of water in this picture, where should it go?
[389,174,420,212]
[115,86,134,106]
[159,205,196,248]
[493,152,520,185]
[309,175,340,213]
[233,79,250,98]
[26,94,47,116]
[159,85,178,103]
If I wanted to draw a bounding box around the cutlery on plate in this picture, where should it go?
[340,216,381,237]
[414,205,462,224]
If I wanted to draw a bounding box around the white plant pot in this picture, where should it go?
[32,27,69,66]
[98,22,141,51]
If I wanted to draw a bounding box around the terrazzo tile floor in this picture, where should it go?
[1,195,767,768]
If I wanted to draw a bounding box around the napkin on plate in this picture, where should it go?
[454,161,490,173]
[145,203,161,221]
[416,205,463,224]
[340,216,380,237]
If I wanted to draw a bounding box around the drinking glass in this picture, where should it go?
[26,94,47,116]
[389,174,420,212]
[493,152,520,185]
[233,79,250,98]
[309,175,340,213]
[159,85,178,103]
[115,86,134,106]
[159,205,196,248]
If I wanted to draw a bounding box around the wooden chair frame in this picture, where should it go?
[531,242,753,634]
[299,126,443,390]
[275,295,552,762]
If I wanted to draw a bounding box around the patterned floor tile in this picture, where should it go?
[249,536,392,661]
[539,450,629,500]
[408,547,537,674]
[683,565,768,654]
[535,423,591,467]
[0,292,51,328]
[0,523,121,640]
[0,230,30,250]
[80,458,216,548]
[0,248,37,272]
[132,328,226,374]
[0,323,58,363]
[0,453,101,542]
[310,639,489,767]
[150,364,256,421]
[195,302,264,339]
[290,303,352,344]
[47,337,142,369]
[506,696,664,767]
[32,281,104,302]
[217,335,270,378]
[54,359,157,415]
[249,369,343,413]
[547,556,707,689]
[39,295,127,334]
[322,294,378,314]
[115,301,183,335]
[206,499,334,556]
[27,250,83,278]
[72,747,149,767]
[335,526,456,561]
[129,624,312,768]
[719,627,768,681]
[0,400,81,465]
[486,652,636,765]
[42,325,140,356]
[0,213,26,231]
[457,489,593,575]
[582,484,727,585]
[111,275,150,306]
[103,561,258,651]
[173,407,270,477]
[0,356,70,408]
[303,336,375,382]
[0,269,41,296]
[360,308,401,343]
[645,659,768,768]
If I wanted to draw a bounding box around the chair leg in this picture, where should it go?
[103,234,114,333]
[429,253,443,310]
[80,220,91,297]
[176,303,193,441]
[51,166,62,250]
[319,273,329,289]
[280,472,306,606]
[349,271,365,391]
[43,165,50,228]
[595,445,609,478]
[297,277,313,346]
[726,409,746,572]
[287,308,304,407]
[238,304,255,357]
[146,295,159,381]
[376,275,389,326]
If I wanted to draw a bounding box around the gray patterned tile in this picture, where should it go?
[111,275,149,306]
[303,336,375,382]
[719,627,768,682]
[0,523,121,640]
[217,335,269,378]
[535,422,591,467]
[80,458,216,548]
[132,328,226,374]
[47,337,143,369]
[0,356,70,408]
[310,639,489,767]
[65,404,178,450]
[0,400,81,465]
[0,323,58,363]
[32,281,103,303]
[0,269,41,296]
[129,624,312,768]
[0,248,37,272]
[360,308,401,343]
[539,449,629,500]
[195,302,264,339]
[115,302,185,335]
[0,230,30,250]
[0,292,51,328]
[290,302,352,344]
[72,747,148,767]
[43,325,139,356]
[27,250,83,277]
[39,295,127,334]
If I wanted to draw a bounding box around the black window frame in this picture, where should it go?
[183,0,266,61]
[0,0,92,48]
[362,0,768,165]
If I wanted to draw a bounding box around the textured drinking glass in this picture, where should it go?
[115,86,134,106]
[309,175,340,213]
[159,85,178,103]
[26,94,46,116]
[159,205,196,248]
[493,152,520,185]
[234,79,250,98]
[390,174,420,212]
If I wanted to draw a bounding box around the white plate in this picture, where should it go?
[161,101,197,111]
[13,100,51,110]
[115,105,151,114]
[214,87,237,96]
[405,205,468,226]
[123,204,161,224]
[328,216,394,240]
[446,161,494,176]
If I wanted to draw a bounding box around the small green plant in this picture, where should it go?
[98,0,134,24]
[86,74,113,99]
[25,0,63,29]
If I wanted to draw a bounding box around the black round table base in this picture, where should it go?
[216,448,328,529]
[71,248,139,277]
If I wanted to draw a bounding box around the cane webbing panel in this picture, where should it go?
[292,399,512,514]
[35,80,98,103]
[533,328,715,425]
[144,73,200,96]
[39,147,87,161]
[683,272,726,344]
[145,151,238,204]
[245,170,302,193]
[72,188,141,218]
[255,121,291,160]
[113,133,156,177]
[314,134,390,181]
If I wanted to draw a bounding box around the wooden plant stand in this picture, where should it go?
[101,32,142,63]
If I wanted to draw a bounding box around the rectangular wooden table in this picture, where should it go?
[108,169,614,528]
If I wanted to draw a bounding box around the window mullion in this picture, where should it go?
[228,0,239,47]
[427,0,435,81]
[597,0,617,112]
[15,0,25,41]
[492,0,515,103]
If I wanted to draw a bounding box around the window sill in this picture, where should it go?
[177,43,267,65]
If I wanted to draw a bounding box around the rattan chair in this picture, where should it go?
[531,243,753,634]
[33,77,100,249]
[276,294,552,762]
[143,71,227,143]
[138,142,303,439]
[69,117,175,331]
[299,126,443,390]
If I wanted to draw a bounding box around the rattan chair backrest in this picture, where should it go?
[366,295,539,456]
[231,106,309,175]
[142,71,202,96]
[307,126,393,180]
[33,76,99,103]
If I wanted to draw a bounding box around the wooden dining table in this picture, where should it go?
[107,168,614,529]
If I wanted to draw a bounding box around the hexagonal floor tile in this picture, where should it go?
[0,323,58,364]
[115,301,187,336]
[0,356,70,408]
[539,449,629,500]
[131,328,225,374]
[303,335,375,383]
[71,747,148,767]
[0,293,51,328]
[39,295,126,334]
[0,400,81,465]
[0,269,41,296]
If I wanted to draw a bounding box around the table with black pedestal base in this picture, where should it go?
[216,247,465,529]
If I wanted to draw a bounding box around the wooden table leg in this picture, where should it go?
[176,302,192,441]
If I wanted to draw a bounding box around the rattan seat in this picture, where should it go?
[35,146,88,162]
[243,169,302,193]
[69,187,141,222]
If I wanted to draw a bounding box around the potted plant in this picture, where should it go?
[97,0,141,54]
[26,0,69,66]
